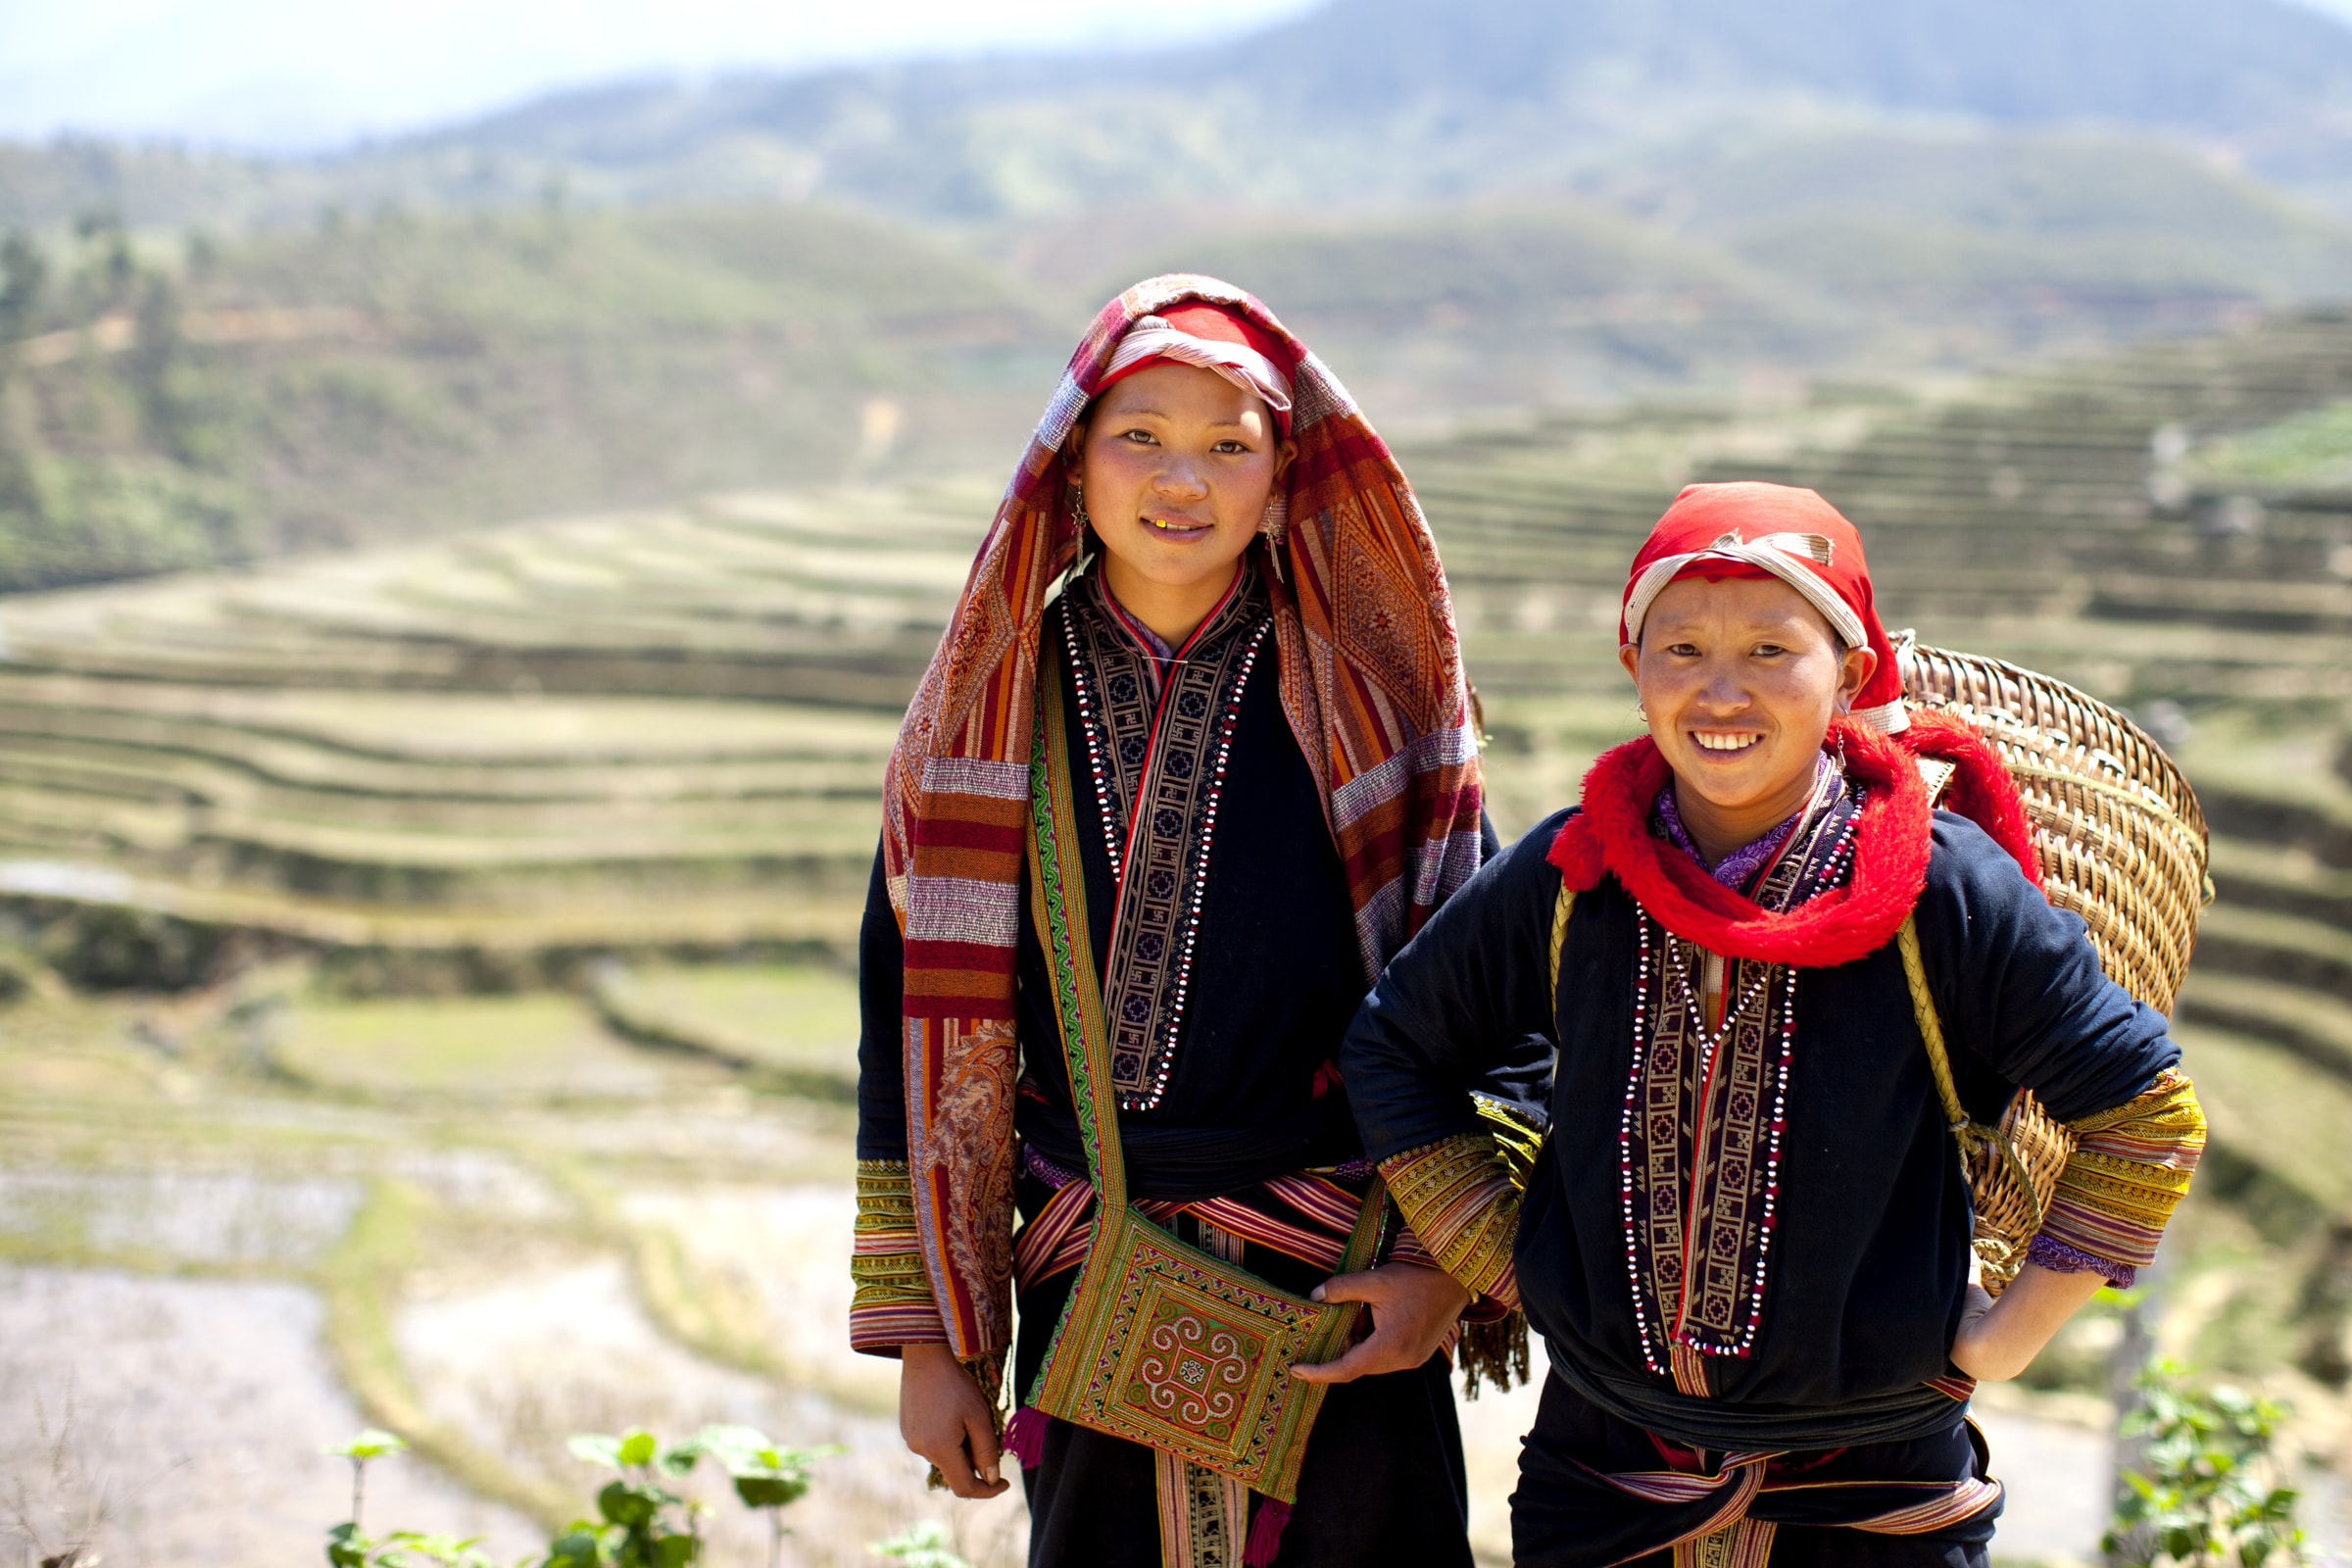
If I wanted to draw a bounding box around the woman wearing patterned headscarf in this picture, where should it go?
[852,276,1535,1567]
[1339,482,2207,1568]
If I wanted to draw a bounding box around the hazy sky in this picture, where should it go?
[6,0,2351,151]
[0,0,1321,149]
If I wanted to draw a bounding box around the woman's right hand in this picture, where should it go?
[900,1343,1010,1498]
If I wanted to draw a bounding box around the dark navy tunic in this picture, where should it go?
[1342,808,2179,1433]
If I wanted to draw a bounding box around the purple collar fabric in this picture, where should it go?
[1655,753,1841,892]
[1102,589,1177,663]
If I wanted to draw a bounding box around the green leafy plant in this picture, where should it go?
[2104,1360,2304,1568]
[323,1424,827,1568]
[675,1426,824,1568]
[868,1521,973,1568]
[323,1429,410,1565]
[555,1428,707,1568]
[325,1524,498,1568]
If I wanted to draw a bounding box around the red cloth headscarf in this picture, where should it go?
[1093,302,1298,433]
[1619,482,1908,734]
[1550,481,2041,963]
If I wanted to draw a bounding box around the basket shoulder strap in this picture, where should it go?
[1895,913,1970,1132]
[1548,879,1576,1009]
[1899,912,2061,1245]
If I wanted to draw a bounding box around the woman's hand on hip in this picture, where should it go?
[1290,1263,1473,1385]
[899,1343,1010,1498]
[1949,1260,2110,1382]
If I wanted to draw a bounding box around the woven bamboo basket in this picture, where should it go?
[1896,636,2212,1292]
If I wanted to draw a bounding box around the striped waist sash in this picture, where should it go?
[1012,1144,1436,1291]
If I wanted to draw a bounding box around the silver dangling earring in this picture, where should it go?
[1260,490,1292,582]
[1258,489,1289,544]
[1063,482,1099,583]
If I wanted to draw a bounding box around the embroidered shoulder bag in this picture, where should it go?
[1023,644,1385,1503]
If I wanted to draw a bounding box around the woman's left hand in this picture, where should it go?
[1289,1264,1473,1385]
[1948,1260,2110,1382]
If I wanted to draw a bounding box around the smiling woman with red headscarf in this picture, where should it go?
[852,277,1535,1567]
[1339,483,2207,1568]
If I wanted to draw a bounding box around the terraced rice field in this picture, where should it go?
[8,309,2352,1562]
[0,971,1036,1566]
[0,485,990,973]
[1,308,2343,971]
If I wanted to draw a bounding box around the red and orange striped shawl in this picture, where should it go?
[880,273,1485,1362]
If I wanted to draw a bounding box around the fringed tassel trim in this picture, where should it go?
[963,1348,1011,1430]
[1458,1310,1532,1399]
[1244,1495,1293,1568]
[1003,1404,1047,1470]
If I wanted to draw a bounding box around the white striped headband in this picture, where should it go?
[1099,316,1295,418]
[1620,530,1868,651]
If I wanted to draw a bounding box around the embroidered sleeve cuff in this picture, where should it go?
[2035,1067,2205,1279]
[1380,1132,1521,1310]
[1381,1218,1520,1320]
[852,1159,950,1354]
[2026,1234,2136,1289]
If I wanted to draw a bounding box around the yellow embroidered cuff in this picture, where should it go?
[1380,1131,1521,1309]
[852,1158,949,1352]
[2037,1068,2206,1278]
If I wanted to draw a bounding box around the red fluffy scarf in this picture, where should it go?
[1546,710,2038,967]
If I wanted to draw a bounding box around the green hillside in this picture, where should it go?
[1606,125,2352,354]
[1079,197,1845,414]
[10,17,2352,589]
[0,204,1057,591]
[0,136,340,233]
[18,137,2352,596]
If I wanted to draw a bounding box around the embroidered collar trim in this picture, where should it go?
[1061,567,1273,1108]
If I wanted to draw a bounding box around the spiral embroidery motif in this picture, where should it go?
[1134,1309,1251,1431]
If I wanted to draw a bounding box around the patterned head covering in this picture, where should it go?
[1619,481,1908,733]
[1094,301,1298,433]
[880,274,1485,1360]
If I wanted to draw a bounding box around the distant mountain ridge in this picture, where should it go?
[9,0,2352,230]
[396,0,2352,220]
[1238,0,2352,125]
